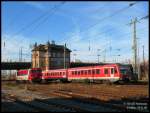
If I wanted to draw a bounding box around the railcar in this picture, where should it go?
[16,68,42,83]
[42,69,68,83]
[67,64,120,82]
[41,64,132,83]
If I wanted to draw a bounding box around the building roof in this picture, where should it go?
[32,44,71,52]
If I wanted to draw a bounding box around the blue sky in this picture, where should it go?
[2,1,149,63]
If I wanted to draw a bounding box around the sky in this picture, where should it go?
[1,1,149,63]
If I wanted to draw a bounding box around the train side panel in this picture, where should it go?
[42,69,67,81]
[67,64,120,82]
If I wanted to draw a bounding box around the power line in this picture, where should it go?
[3,2,66,62]
[140,15,149,20]
[26,2,66,36]
[79,2,138,34]
[65,2,138,43]
[6,7,27,28]
[4,2,65,43]
[14,2,65,36]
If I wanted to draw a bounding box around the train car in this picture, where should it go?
[40,64,132,83]
[118,64,133,81]
[16,68,42,83]
[67,64,121,82]
[42,69,67,83]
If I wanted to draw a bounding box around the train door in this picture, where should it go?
[110,68,114,77]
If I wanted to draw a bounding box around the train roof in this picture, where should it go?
[69,64,118,70]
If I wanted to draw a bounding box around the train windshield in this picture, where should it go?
[120,68,128,75]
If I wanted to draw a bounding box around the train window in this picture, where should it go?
[104,69,109,74]
[88,70,91,74]
[72,71,74,75]
[111,68,114,74]
[85,71,87,75]
[75,71,77,75]
[63,72,65,75]
[60,72,61,75]
[92,70,95,75]
[96,69,100,74]
[115,69,117,73]
[78,71,80,75]
[81,70,84,75]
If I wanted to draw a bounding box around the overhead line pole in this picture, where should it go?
[64,43,66,69]
[142,45,145,65]
[128,17,139,80]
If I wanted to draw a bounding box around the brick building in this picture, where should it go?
[32,41,71,70]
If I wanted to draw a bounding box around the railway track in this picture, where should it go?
[2,82,148,112]
[1,89,126,112]
[3,90,115,112]
[50,90,148,112]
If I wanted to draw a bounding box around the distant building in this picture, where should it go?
[32,41,71,70]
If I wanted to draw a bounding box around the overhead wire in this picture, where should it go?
[76,2,138,35]
[13,1,66,51]
[4,2,65,42]
[3,2,66,61]
[26,2,66,36]
[65,1,139,49]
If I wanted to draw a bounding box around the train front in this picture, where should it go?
[118,64,133,81]
[29,68,42,82]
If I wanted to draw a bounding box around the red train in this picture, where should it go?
[42,64,132,83]
[16,68,42,83]
[16,64,132,83]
